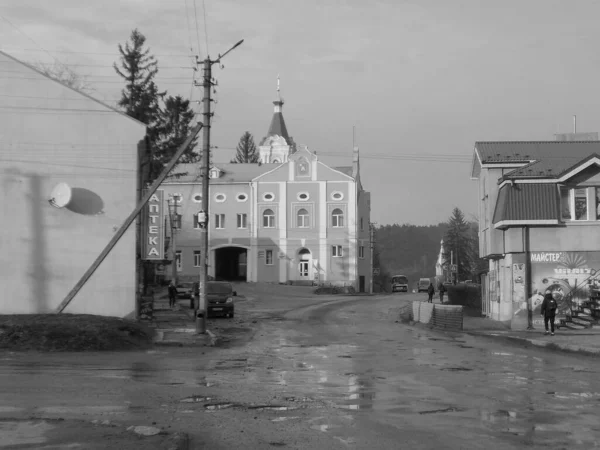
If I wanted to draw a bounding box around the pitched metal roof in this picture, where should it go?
[163,163,271,184]
[492,183,559,226]
[475,141,600,164]
[333,166,353,177]
[503,152,600,180]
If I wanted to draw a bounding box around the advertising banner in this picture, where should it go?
[517,252,600,326]
[142,189,165,260]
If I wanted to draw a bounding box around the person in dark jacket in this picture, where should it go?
[168,281,177,308]
[540,292,558,336]
[438,282,446,303]
[427,283,435,303]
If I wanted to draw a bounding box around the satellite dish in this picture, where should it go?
[49,182,72,208]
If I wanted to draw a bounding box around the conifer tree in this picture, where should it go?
[154,95,199,174]
[113,29,163,126]
[231,131,259,163]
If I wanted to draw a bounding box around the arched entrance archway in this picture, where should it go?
[297,248,312,282]
[214,246,248,281]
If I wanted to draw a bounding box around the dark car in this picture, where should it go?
[175,282,194,299]
[207,281,236,318]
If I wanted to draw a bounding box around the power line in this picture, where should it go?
[202,0,210,57]
[193,0,203,58]
[0,14,62,67]
[184,0,195,56]
[1,47,193,57]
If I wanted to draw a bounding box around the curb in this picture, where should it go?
[466,331,600,356]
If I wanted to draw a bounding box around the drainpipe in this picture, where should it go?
[524,226,534,329]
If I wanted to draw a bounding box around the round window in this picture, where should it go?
[192,193,202,203]
[215,193,226,202]
[237,193,248,202]
[263,192,274,201]
[331,191,344,200]
[297,192,309,201]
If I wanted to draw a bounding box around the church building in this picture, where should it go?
[158,90,372,292]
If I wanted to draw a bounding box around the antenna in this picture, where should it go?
[573,115,577,133]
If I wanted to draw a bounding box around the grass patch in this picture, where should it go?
[0,314,154,352]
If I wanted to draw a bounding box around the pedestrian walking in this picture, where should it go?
[541,292,558,336]
[427,282,435,303]
[168,281,177,309]
[438,282,446,303]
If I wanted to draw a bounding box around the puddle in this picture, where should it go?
[204,403,238,410]
[0,420,55,447]
[311,424,339,432]
[459,345,474,349]
[480,409,518,423]
[181,396,212,403]
[547,391,600,399]
[419,406,465,415]
[36,406,127,415]
[272,416,301,422]
[248,405,298,411]
[269,443,287,447]
[338,355,352,359]
[440,367,473,372]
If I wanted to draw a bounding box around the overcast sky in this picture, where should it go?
[2,0,599,226]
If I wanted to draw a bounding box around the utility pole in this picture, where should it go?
[194,39,244,335]
[169,196,179,286]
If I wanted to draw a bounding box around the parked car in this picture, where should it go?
[175,282,194,299]
[417,278,431,292]
[207,281,237,318]
[391,275,409,293]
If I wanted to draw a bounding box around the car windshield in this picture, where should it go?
[392,277,408,284]
[207,283,233,294]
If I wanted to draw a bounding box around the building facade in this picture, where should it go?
[160,98,372,291]
[0,51,146,317]
[472,138,600,329]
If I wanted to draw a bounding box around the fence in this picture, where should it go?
[410,301,463,331]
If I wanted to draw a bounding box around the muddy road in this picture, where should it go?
[2,293,600,449]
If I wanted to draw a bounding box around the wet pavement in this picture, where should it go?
[2,291,600,448]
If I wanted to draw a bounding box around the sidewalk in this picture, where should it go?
[463,314,600,356]
[145,289,215,347]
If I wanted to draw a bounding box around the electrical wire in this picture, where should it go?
[202,0,210,57]
[193,0,203,58]
[0,14,63,66]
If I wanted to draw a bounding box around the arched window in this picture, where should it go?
[297,208,309,228]
[263,209,275,228]
[332,208,344,227]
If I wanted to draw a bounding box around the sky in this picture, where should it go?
[2,0,600,226]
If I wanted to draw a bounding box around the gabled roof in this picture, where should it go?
[493,183,560,229]
[163,163,271,184]
[503,153,600,181]
[475,141,600,164]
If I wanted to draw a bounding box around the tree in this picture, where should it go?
[31,61,94,94]
[113,29,163,126]
[443,207,479,282]
[230,131,259,163]
[153,95,199,178]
